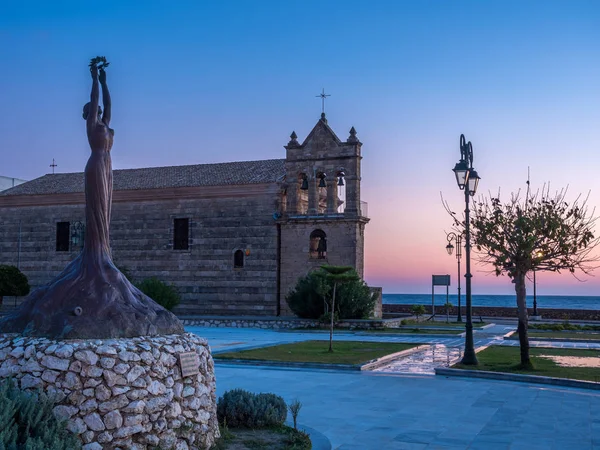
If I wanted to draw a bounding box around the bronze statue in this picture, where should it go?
[0,58,183,338]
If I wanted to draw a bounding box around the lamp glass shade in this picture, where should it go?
[318,177,326,188]
[446,243,454,255]
[467,169,480,196]
[453,160,469,189]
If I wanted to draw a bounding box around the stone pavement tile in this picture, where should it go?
[393,430,439,444]
[425,444,466,450]
[551,438,592,450]
[467,440,510,450]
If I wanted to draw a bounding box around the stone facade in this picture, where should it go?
[0,115,373,317]
[0,332,219,449]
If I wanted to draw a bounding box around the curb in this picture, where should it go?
[435,367,600,391]
[214,358,361,371]
[503,335,600,344]
[290,423,331,450]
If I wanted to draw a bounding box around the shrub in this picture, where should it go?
[217,389,287,428]
[410,304,426,322]
[288,399,302,430]
[0,380,81,449]
[0,265,30,306]
[136,277,180,311]
[286,269,376,320]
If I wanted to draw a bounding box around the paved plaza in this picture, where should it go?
[188,325,600,449]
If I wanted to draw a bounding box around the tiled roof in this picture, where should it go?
[1,159,286,196]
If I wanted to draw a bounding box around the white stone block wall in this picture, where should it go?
[0,332,219,450]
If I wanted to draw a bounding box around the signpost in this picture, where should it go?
[431,275,451,317]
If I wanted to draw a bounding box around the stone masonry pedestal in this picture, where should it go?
[0,332,219,449]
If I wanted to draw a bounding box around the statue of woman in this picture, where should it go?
[0,59,183,338]
[83,64,113,260]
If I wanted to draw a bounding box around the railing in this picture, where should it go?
[361,201,369,218]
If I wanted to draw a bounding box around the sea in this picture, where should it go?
[383,294,600,310]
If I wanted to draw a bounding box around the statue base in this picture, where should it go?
[0,332,219,449]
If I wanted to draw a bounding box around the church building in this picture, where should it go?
[0,114,370,316]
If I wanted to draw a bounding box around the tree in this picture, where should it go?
[320,265,358,352]
[0,265,30,308]
[285,270,375,320]
[410,304,426,322]
[465,186,599,367]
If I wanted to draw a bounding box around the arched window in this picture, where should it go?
[309,229,327,259]
[234,250,244,268]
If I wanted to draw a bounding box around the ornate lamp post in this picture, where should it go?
[445,232,463,322]
[532,251,543,317]
[452,134,480,365]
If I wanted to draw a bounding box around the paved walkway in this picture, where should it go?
[215,364,600,449]
[189,324,600,449]
[187,324,600,375]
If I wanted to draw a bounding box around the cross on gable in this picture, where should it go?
[316,88,331,114]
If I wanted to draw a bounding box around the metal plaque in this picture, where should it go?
[432,275,451,286]
[178,352,200,377]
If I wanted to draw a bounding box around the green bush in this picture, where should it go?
[286,269,376,320]
[410,304,426,322]
[0,265,30,306]
[0,380,81,449]
[217,389,287,428]
[136,277,180,311]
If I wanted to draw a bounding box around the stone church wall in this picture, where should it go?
[0,187,280,316]
[279,219,366,315]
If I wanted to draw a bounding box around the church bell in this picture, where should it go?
[300,176,309,190]
[318,175,327,188]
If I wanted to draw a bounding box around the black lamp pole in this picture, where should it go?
[452,134,480,366]
[533,269,538,316]
[445,232,463,322]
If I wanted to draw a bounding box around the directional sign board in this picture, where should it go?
[432,275,451,286]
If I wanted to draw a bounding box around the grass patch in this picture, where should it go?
[211,424,311,450]
[529,322,600,332]
[362,328,463,335]
[527,331,600,340]
[400,319,487,328]
[215,340,419,365]
[453,346,600,382]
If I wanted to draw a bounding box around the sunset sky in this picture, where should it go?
[1,1,599,295]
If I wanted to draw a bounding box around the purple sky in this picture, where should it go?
[1,0,599,295]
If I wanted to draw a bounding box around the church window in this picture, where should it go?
[309,229,327,259]
[173,218,190,250]
[56,221,70,252]
[234,250,244,268]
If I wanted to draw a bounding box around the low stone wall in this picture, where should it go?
[0,332,219,450]
[181,316,403,330]
[383,304,600,321]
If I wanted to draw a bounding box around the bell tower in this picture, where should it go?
[277,113,369,315]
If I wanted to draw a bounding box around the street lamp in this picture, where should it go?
[71,221,85,249]
[532,251,543,317]
[452,134,480,365]
[445,232,463,322]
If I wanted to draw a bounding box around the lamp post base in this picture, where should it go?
[460,348,478,365]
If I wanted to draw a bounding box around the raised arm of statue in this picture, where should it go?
[87,65,100,130]
[99,67,111,126]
